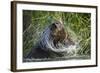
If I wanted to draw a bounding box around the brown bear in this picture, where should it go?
[25,21,76,60]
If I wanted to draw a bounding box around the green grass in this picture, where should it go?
[23,10,91,58]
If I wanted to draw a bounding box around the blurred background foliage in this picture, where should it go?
[23,10,91,57]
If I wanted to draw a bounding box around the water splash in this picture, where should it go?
[38,26,80,56]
